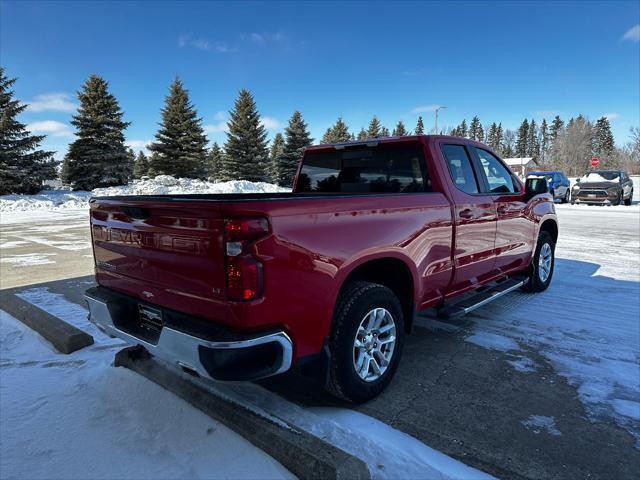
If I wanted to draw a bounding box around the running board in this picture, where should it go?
[437,277,528,320]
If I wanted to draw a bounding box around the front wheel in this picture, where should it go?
[523,231,555,292]
[326,282,405,403]
[563,189,570,203]
[625,189,633,206]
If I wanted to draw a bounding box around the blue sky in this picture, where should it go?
[2,0,639,159]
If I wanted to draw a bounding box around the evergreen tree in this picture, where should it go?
[222,89,269,181]
[592,117,615,157]
[415,116,425,135]
[148,77,208,178]
[456,119,468,138]
[61,74,130,190]
[133,150,149,178]
[526,119,540,158]
[380,126,390,137]
[205,142,224,180]
[487,122,499,150]
[277,111,313,187]
[392,120,409,136]
[0,68,56,194]
[367,116,382,138]
[357,128,367,140]
[321,117,351,143]
[515,119,529,157]
[550,115,564,144]
[268,133,284,183]
[539,119,549,163]
[468,116,482,141]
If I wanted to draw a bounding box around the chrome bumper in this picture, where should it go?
[85,289,293,381]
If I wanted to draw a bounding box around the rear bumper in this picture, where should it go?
[85,286,292,381]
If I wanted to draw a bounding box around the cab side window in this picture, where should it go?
[441,144,479,194]
[474,148,518,194]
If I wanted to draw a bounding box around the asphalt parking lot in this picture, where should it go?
[1,203,639,479]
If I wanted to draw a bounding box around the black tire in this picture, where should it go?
[563,189,570,203]
[523,231,555,293]
[625,190,633,206]
[612,191,622,206]
[326,281,405,403]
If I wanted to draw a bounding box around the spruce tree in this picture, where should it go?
[540,119,549,163]
[133,151,149,178]
[515,119,529,157]
[527,119,540,158]
[593,117,614,157]
[278,111,313,187]
[367,116,382,138]
[204,142,224,180]
[457,119,468,138]
[61,74,130,190]
[392,120,409,136]
[0,68,56,194]
[148,78,208,178]
[487,122,499,149]
[380,126,390,137]
[415,116,425,135]
[268,133,284,183]
[321,117,351,143]
[550,115,564,144]
[357,128,367,140]
[223,89,269,182]
[468,116,482,141]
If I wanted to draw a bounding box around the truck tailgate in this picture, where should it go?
[90,198,227,320]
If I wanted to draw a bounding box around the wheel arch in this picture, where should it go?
[334,254,417,334]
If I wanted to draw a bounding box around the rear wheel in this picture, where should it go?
[326,281,405,403]
[523,231,555,292]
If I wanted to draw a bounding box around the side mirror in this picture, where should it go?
[576,178,581,183]
[525,177,548,201]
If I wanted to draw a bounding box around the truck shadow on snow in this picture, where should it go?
[261,258,640,480]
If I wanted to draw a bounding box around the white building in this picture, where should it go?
[503,157,536,178]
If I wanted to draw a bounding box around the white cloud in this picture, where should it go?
[204,122,228,134]
[535,110,563,118]
[246,32,287,44]
[27,120,74,137]
[621,24,640,42]
[602,112,620,121]
[213,110,227,121]
[410,105,442,114]
[126,139,153,153]
[261,117,282,130]
[25,93,76,112]
[178,33,238,53]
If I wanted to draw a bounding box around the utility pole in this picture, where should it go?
[434,106,446,134]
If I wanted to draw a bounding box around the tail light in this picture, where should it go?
[224,217,269,301]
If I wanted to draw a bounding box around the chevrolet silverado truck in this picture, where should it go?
[85,135,557,402]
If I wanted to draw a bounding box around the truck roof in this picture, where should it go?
[306,134,477,152]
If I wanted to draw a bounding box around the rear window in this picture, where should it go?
[297,145,429,193]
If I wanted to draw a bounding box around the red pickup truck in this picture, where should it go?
[85,135,557,402]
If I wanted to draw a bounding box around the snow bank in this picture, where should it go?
[0,176,289,213]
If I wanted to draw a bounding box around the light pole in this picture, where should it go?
[434,106,446,134]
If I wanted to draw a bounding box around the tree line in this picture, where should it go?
[1,66,639,194]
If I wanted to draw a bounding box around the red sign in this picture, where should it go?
[591,157,600,168]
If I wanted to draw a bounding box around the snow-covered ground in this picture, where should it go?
[0,308,293,480]
[0,176,288,213]
[463,200,640,443]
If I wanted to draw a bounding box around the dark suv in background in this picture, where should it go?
[572,170,634,206]
[528,171,571,203]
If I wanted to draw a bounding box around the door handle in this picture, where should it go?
[459,209,474,219]
[497,206,507,215]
